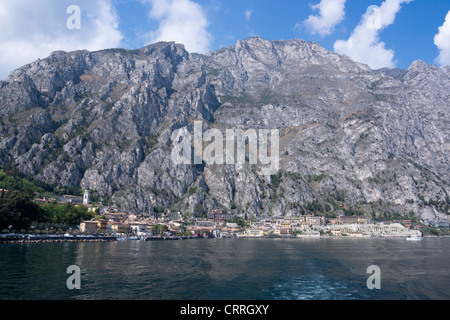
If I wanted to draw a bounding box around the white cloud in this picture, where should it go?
[0,0,123,80]
[333,0,413,69]
[302,0,346,37]
[245,9,253,22]
[144,0,211,54]
[434,11,450,67]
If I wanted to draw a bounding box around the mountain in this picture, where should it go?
[0,36,449,220]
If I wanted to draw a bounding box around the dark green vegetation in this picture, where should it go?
[0,168,82,197]
[0,169,94,233]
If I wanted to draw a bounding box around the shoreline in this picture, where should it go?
[1,233,449,244]
[0,234,117,244]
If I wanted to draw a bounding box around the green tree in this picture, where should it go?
[232,216,248,228]
[39,202,94,227]
[182,212,193,225]
[151,224,169,236]
[0,191,42,231]
[194,204,205,218]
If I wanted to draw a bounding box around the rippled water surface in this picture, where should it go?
[0,238,449,300]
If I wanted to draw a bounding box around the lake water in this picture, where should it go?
[0,237,449,300]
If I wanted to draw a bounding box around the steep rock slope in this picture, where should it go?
[0,37,448,220]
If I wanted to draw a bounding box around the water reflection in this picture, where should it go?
[0,238,449,300]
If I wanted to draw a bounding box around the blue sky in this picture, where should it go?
[0,0,449,79]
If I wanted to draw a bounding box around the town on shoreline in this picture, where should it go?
[3,205,448,243]
[2,185,450,242]
[63,191,450,240]
[75,207,430,240]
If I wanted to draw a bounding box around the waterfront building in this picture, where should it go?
[96,219,108,233]
[130,222,149,236]
[399,220,412,228]
[187,225,215,237]
[104,212,121,222]
[263,219,277,226]
[305,215,324,226]
[220,225,240,236]
[347,232,366,237]
[324,223,422,237]
[165,211,182,222]
[296,230,321,238]
[278,222,293,235]
[276,217,303,226]
[226,222,239,228]
[329,228,342,237]
[214,227,236,238]
[427,220,450,228]
[128,214,138,222]
[196,220,216,228]
[60,195,83,204]
[243,228,264,237]
[287,217,303,227]
[327,218,337,224]
[80,219,108,233]
[336,215,371,224]
[299,221,311,229]
[108,222,130,234]
[208,209,234,224]
[103,208,129,222]
[80,220,99,233]
[169,221,182,229]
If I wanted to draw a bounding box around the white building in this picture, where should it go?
[323,223,421,237]
[83,189,90,205]
[130,223,149,236]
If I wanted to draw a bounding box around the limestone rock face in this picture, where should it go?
[0,37,449,220]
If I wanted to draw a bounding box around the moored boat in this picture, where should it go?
[406,235,423,241]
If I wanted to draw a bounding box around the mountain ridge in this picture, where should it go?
[0,37,448,221]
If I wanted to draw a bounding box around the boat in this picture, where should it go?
[127,236,139,240]
[406,235,423,241]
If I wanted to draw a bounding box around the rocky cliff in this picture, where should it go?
[0,37,449,220]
